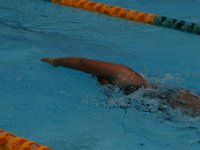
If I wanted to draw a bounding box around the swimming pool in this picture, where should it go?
[0,0,200,149]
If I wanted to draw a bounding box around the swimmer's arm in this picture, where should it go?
[41,57,126,79]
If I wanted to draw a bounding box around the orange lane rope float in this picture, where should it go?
[0,129,52,150]
[50,0,156,24]
[50,0,200,35]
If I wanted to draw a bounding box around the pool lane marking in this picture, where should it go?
[50,0,200,35]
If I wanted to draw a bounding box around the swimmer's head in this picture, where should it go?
[123,85,141,95]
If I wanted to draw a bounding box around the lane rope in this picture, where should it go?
[50,0,200,35]
[0,129,52,150]
[50,0,156,24]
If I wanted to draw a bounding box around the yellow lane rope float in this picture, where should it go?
[50,0,200,35]
[0,129,52,150]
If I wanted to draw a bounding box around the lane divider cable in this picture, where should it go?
[50,0,200,35]
[0,129,52,150]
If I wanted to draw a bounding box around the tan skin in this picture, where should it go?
[41,57,200,114]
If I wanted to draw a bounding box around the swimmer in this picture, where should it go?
[41,57,200,114]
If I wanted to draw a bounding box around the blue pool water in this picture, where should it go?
[0,0,200,149]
